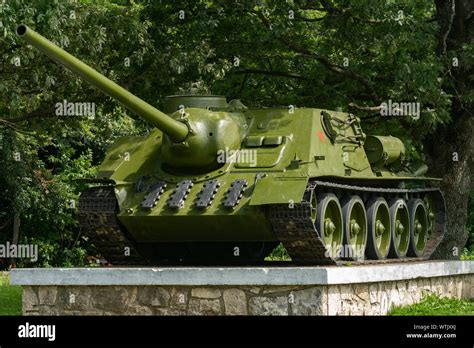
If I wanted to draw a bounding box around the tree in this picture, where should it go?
[428,0,473,258]
[0,0,152,267]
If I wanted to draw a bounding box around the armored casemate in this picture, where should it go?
[17,24,445,264]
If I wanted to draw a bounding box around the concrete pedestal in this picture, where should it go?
[10,261,474,315]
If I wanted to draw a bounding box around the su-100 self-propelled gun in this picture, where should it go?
[17,24,445,265]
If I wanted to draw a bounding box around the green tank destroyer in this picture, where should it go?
[17,24,446,265]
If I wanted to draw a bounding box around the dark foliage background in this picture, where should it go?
[0,0,472,267]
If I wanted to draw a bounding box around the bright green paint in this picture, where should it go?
[18,24,440,244]
[16,24,188,142]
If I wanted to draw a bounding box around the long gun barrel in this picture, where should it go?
[16,24,189,142]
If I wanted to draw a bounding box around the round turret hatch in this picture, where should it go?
[164,95,228,114]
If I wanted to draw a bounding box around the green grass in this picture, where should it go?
[461,248,474,260]
[389,295,474,316]
[265,243,291,261]
[0,273,22,315]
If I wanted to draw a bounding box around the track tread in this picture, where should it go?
[78,186,147,265]
[267,180,446,265]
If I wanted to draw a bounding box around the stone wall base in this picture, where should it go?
[23,274,473,316]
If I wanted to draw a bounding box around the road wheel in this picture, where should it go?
[388,199,410,258]
[341,195,367,260]
[316,193,343,259]
[366,197,391,260]
[407,198,428,257]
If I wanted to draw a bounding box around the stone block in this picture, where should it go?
[262,286,299,294]
[462,275,472,299]
[369,283,380,304]
[223,289,247,315]
[419,278,431,297]
[291,287,325,315]
[409,280,422,303]
[379,291,389,315]
[353,284,370,315]
[188,298,222,315]
[327,285,342,315]
[431,277,444,296]
[191,287,221,299]
[249,296,288,316]
[60,287,91,310]
[445,277,453,297]
[348,299,365,315]
[396,281,408,304]
[38,286,57,305]
[339,284,354,315]
[155,307,187,316]
[22,286,39,313]
[91,287,130,313]
[388,282,400,310]
[137,287,170,307]
[125,305,153,315]
[455,277,463,298]
[354,284,369,302]
[170,287,189,309]
[241,286,261,294]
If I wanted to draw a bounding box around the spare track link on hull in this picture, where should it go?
[267,180,446,265]
[78,186,147,265]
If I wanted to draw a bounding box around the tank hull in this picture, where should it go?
[98,108,437,243]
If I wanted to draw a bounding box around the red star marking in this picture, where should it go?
[318,130,325,141]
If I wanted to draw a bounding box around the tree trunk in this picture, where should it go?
[11,213,20,268]
[428,0,474,259]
